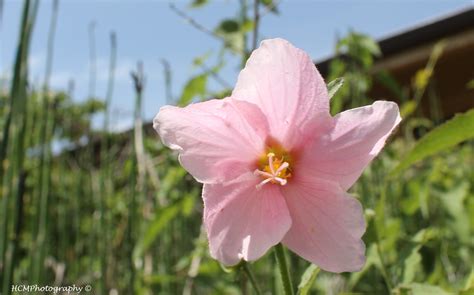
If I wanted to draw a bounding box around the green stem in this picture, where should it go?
[374,183,393,291]
[31,0,58,284]
[242,262,262,295]
[274,243,294,295]
[376,243,393,291]
[0,0,31,272]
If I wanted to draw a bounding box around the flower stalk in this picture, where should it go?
[242,262,262,295]
[274,243,294,295]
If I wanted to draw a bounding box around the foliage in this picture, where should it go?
[391,108,474,176]
[328,31,381,114]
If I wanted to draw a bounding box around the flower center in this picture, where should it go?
[254,152,292,189]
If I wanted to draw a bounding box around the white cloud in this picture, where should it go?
[95,57,136,83]
[28,53,44,73]
[50,71,74,88]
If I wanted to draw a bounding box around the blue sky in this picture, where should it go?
[1,0,472,129]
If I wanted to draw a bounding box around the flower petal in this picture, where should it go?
[281,176,366,273]
[203,174,292,265]
[153,98,269,183]
[232,38,330,149]
[299,101,401,190]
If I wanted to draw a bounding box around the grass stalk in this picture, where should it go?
[31,0,59,284]
[242,262,262,295]
[252,0,260,51]
[0,0,37,287]
[239,0,249,68]
[2,172,27,295]
[88,21,97,99]
[132,62,146,192]
[97,31,117,294]
[0,0,31,263]
[161,59,173,104]
[127,61,146,294]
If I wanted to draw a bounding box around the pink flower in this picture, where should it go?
[153,38,401,273]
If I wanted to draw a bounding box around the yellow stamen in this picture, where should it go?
[254,152,292,189]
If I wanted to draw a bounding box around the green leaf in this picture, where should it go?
[178,74,208,106]
[402,245,422,284]
[439,182,471,243]
[297,264,320,295]
[348,244,383,288]
[192,51,212,67]
[327,77,344,100]
[261,0,279,13]
[400,101,417,118]
[397,283,451,295]
[241,20,254,33]
[359,34,382,57]
[215,19,244,54]
[464,268,474,290]
[190,0,208,8]
[391,108,474,176]
[439,182,469,217]
[218,19,240,33]
[211,88,232,99]
[181,194,196,217]
[133,203,181,261]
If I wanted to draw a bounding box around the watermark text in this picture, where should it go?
[11,284,91,294]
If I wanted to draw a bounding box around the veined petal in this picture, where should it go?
[281,176,366,273]
[203,174,292,266]
[153,98,269,184]
[299,101,401,190]
[232,38,330,149]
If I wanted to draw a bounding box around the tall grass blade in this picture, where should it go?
[127,62,146,294]
[30,0,59,285]
[1,0,39,292]
[97,31,117,295]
